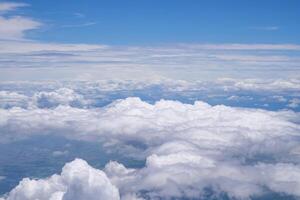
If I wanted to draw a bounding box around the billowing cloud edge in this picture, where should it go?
[0,97,300,199]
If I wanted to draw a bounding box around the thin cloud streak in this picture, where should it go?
[0,2,28,13]
[248,26,280,31]
[61,22,97,28]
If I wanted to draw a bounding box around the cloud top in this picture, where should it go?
[2,159,120,200]
[0,96,300,199]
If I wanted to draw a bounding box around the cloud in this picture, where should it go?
[0,88,88,109]
[1,40,300,80]
[249,26,279,31]
[1,159,120,200]
[0,79,299,112]
[288,98,300,108]
[0,2,41,40]
[0,91,29,109]
[1,96,300,198]
[0,2,28,13]
[0,16,41,39]
[52,150,69,157]
[73,12,85,18]
[33,88,88,108]
[61,22,97,28]
[104,151,300,199]
[0,6,299,81]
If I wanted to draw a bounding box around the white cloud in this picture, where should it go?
[2,159,120,200]
[0,40,300,81]
[288,98,300,108]
[52,150,69,157]
[0,88,88,109]
[0,2,40,40]
[33,88,88,108]
[0,2,28,13]
[0,91,29,108]
[61,22,97,28]
[104,151,300,199]
[0,16,41,39]
[0,79,299,113]
[217,78,300,91]
[272,95,287,102]
[1,97,300,198]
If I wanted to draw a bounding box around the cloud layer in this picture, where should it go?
[1,40,300,81]
[1,79,299,111]
[1,94,300,199]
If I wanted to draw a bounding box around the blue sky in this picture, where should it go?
[15,0,300,45]
[0,0,300,81]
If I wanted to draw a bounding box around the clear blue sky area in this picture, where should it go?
[17,0,300,45]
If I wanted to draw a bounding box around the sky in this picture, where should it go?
[1,2,300,200]
[7,0,300,44]
[0,0,300,81]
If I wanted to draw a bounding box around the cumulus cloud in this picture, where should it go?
[0,91,29,109]
[105,152,300,199]
[0,87,88,109]
[1,96,300,199]
[33,88,88,108]
[1,159,120,200]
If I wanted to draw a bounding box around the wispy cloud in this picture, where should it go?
[249,26,280,31]
[0,2,41,40]
[61,21,97,28]
[0,2,28,13]
[0,39,300,81]
[0,16,41,39]
[74,12,85,18]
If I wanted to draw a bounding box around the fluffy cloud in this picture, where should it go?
[0,78,299,110]
[0,91,29,109]
[1,97,300,199]
[105,152,300,199]
[1,159,120,200]
[33,88,88,108]
[0,88,88,109]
